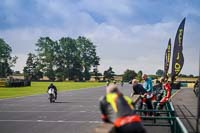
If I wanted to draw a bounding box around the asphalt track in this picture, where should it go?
[0,84,170,133]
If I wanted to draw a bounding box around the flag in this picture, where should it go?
[171,18,186,83]
[163,38,171,79]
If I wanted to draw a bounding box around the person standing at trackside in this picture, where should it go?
[142,74,153,93]
[120,80,124,87]
[142,74,154,116]
[47,83,58,100]
[157,78,171,110]
[131,79,147,96]
[99,84,146,133]
[131,79,147,110]
[106,80,110,86]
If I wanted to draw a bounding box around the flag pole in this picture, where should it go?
[197,49,200,133]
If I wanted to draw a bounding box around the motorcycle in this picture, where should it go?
[48,88,56,103]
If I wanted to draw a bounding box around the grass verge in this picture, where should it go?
[0,82,105,99]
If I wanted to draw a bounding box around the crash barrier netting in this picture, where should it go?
[94,95,188,133]
[0,81,5,87]
[6,80,31,87]
[0,79,31,87]
[0,78,6,87]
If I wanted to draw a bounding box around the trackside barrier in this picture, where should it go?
[173,117,188,133]
[135,101,188,133]
[0,81,6,87]
[94,96,188,133]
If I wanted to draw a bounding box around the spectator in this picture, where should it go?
[157,77,171,110]
[142,74,153,93]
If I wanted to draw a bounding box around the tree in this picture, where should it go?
[156,69,164,77]
[36,37,56,81]
[148,74,158,80]
[136,70,143,82]
[188,74,194,78]
[122,69,137,82]
[0,38,17,78]
[14,71,21,75]
[76,36,100,80]
[35,36,100,81]
[104,67,115,80]
[56,37,79,80]
[23,53,43,81]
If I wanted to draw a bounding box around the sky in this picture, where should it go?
[0,0,199,75]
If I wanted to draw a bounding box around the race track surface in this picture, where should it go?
[0,84,170,133]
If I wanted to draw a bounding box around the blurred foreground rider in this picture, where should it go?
[47,83,57,100]
[99,84,146,133]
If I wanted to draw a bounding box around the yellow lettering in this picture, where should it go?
[175,63,181,73]
[178,29,183,46]
[168,45,171,49]
[167,55,170,62]
[176,52,180,60]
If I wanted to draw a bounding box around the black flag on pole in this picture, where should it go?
[163,38,171,79]
[171,18,186,83]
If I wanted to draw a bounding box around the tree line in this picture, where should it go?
[0,37,197,81]
[24,36,100,81]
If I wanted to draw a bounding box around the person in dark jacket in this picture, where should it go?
[131,79,147,96]
[99,84,146,133]
[47,83,57,100]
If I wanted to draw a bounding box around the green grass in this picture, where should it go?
[0,82,105,99]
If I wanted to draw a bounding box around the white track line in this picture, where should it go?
[0,119,102,123]
[0,110,98,113]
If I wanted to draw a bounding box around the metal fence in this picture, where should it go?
[135,101,188,133]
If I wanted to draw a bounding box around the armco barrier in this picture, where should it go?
[135,101,188,133]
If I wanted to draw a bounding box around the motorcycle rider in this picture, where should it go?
[47,83,57,100]
[99,84,146,133]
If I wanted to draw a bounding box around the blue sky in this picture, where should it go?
[0,0,199,75]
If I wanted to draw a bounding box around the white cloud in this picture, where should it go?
[1,19,199,75]
[0,0,199,75]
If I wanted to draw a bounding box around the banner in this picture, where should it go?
[171,18,186,83]
[163,38,171,79]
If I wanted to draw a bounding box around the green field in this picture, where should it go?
[0,82,105,99]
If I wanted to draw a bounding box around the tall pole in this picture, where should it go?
[197,50,200,133]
